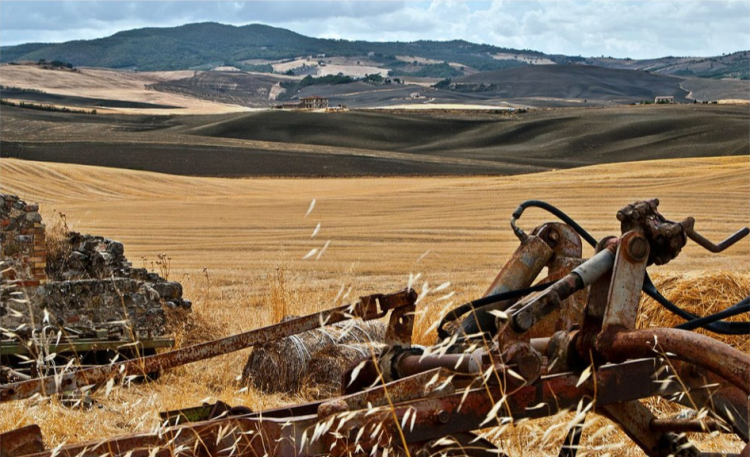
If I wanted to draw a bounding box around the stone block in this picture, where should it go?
[25,212,42,223]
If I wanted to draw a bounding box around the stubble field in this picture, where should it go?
[0,155,748,455]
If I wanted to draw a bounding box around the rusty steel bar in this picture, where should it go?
[484,234,553,297]
[649,418,722,434]
[681,217,750,253]
[509,247,615,333]
[671,360,750,441]
[601,231,649,332]
[395,351,485,378]
[0,289,417,403]
[602,401,682,457]
[597,327,750,395]
[458,232,554,337]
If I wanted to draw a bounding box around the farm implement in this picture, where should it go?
[2,199,749,457]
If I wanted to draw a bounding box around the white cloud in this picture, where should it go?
[1,0,747,58]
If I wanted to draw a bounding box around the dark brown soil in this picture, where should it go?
[1,104,747,177]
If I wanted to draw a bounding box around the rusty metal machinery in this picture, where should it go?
[1,199,749,457]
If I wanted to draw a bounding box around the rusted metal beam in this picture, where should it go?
[596,327,750,395]
[509,247,615,334]
[602,401,696,457]
[649,418,722,434]
[681,217,750,253]
[1,337,175,356]
[601,230,649,332]
[0,289,417,403]
[0,425,44,457]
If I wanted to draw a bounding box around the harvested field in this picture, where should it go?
[0,156,748,455]
[451,65,690,103]
[680,77,750,102]
[2,104,747,177]
[0,64,250,114]
[149,71,298,107]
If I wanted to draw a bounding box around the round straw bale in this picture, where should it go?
[638,271,749,351]
[242,318,385,395]
[301,343,378,398]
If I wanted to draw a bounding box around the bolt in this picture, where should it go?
[513,310,534,333]
[437,410,450,424]
[628,236,648,261]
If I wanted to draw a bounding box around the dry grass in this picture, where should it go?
[0,156,748,455]
[42,211,73,280]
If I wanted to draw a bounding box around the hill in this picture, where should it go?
[2,22,746,80]
[442,65,690,103]
[0,22,543,72]
[1,104,746,177]
[588,51,750,80]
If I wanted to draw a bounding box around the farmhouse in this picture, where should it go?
[275,96,330,110]
[300,96,329,109]
[655,96,675,104]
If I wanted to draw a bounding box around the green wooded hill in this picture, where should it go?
[2,22,746,79]
[0,22,551,71]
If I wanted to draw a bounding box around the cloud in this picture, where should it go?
[1,0,747,58]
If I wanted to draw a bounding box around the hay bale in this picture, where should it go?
[242,318,384,397]
[638,271,749,352]
[302,343,377,398]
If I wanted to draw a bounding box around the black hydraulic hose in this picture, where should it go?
[436,281,555,340]
[643,275,750,334]
[674,296,750,331]
[512,200,598,247]
[507,200,750,335]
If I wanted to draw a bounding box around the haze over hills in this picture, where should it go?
[2,22,748,80]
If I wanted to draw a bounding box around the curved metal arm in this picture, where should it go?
[681,217,750,253]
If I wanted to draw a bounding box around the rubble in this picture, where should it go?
[1,194,190,339]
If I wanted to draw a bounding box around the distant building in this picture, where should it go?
[300,96,329,109]
[275,96,330,110]
[654,96,675,104]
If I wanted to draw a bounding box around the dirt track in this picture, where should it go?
[2,104,747,177]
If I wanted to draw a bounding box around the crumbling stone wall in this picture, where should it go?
[1,194,190,338]
[0,194,47,287]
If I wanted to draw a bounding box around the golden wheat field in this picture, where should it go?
[0,156,748,456]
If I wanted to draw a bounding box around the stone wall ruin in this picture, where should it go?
[1,194,190,339]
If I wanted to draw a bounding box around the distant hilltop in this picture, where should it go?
[1,22,747,80]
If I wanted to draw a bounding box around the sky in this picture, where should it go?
[1,0,748,59]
